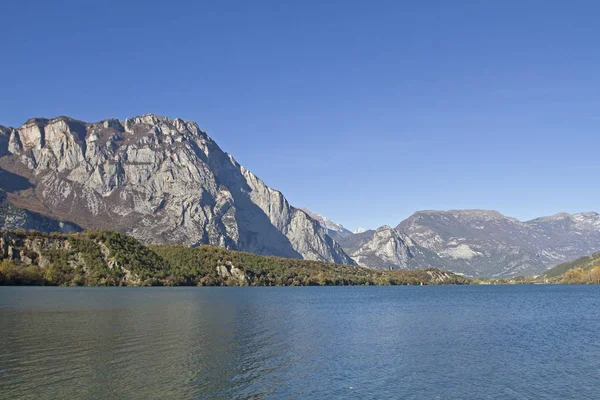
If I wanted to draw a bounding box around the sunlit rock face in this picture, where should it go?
[336,226,445,271]
[0,115,354,265]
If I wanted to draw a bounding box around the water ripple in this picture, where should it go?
[1,286,600,399]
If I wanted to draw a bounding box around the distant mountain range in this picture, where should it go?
[1,114,599,278]
[314,209,600,277]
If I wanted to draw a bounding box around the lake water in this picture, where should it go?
[1,285,599,399]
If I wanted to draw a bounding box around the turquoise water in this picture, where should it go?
[1,285,599,399]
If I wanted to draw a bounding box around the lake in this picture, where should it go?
[0,285,599,399]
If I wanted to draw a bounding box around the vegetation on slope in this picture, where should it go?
[151,245,470,286]
[472,276,541,285]
[544,251,600,277]
[470,251,600,284]
[0,230,173,286]
[539,250,600,284]
[0,230,470,286]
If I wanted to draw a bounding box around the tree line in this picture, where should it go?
[0,230,471,286]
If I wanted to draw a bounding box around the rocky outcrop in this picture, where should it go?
[0,230,158,286]
[0,232,73,267]
[0,115,354,264]
[424,269,466,284]
[216,262,250,285]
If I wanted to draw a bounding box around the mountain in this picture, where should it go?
[398,210,600,277]
[3,115,598,277]
[396,210,543,276]
[525,212,600,264]
[336,226,446,270]
[353,227,367,234]
[337,209,600,277]
[298,208,353,239]
[0,115,353,264]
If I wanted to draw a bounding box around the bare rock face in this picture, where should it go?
[336,226,445,271]
[216,262,250,285]
[283,209,352,262]
[0,115,354,265]
[342,226,413,268]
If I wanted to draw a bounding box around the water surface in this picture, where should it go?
[1,285,599,399]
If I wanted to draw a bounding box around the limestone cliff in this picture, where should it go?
[0,115,353,264]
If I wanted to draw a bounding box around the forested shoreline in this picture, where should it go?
[0,230,470,286]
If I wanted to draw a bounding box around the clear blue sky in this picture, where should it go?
[1,1,599,230]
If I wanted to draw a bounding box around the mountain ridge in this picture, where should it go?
[0,114,354,265]
[308,208,600,277]
[2,115,599,278]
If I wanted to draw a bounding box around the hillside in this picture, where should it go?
[543,251,600,282]
[0,189,81,233]
[0,230,470,286]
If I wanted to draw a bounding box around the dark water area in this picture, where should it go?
[1,285,599,399]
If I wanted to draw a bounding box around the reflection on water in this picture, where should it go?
[1,286,600,399]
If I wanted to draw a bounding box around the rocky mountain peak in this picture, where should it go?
[0,114,354,265]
